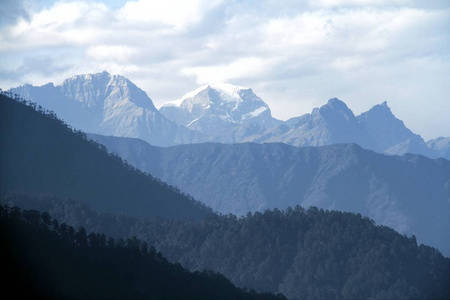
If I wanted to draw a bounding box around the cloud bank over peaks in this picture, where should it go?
[1,0,449,139]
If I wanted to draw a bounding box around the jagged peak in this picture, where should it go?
[18,82,55,89]
[320,98,352,113]
[183,83,249,100]
[60,71,144,97]
[63,71,112,86]
[362,101,394,117]
[328,97,342,103]
[43,82,55,88]
[374,101,391,111]
[324,98,348,108]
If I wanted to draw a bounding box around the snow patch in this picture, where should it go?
[243,106,268,119]
[186,115,204,127]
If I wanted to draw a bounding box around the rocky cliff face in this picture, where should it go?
[10,71,202,146]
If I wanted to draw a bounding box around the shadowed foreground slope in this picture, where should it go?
[0,205,283,300]
[5,194,449,300]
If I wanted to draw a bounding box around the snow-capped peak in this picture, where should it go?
[161,83,249,109]
[159,83,280,135]
[182,85,209,100]
[210,83,249,95]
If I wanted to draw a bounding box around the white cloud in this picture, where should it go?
[86,45,137,62]
[182,57,274,84]
[310,0,411,7]
[117,0,223,30]
[0,0,449,139]
[0,1,109,50]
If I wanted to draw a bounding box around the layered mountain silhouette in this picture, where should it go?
[89,134,450,256]
[0,93,211,220]
[4,72,450,300]
[3,74,450,299]
[10,71,448,159]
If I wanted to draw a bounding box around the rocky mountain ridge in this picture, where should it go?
[9,71,449,159]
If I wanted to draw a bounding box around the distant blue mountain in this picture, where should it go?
[244,98,377,151]
[89,133,450,256]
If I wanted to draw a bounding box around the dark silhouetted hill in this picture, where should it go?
[3,194,448,300]
[0,204,284,300]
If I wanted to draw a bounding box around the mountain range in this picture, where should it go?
[9,71,450,159]
[88,134,450,256]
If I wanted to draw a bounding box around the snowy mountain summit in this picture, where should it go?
[160,84,280,142]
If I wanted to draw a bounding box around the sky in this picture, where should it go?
[0,0,449,140]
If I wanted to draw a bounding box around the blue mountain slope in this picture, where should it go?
[89,133,450,256]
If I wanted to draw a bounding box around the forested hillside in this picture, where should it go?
[89,134,450,256]
[0,93,211,220]
[0,205,283,300]
[5,194,448,300]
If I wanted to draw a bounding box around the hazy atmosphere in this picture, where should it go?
[2,1,450,299]
[1,0,449,139]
